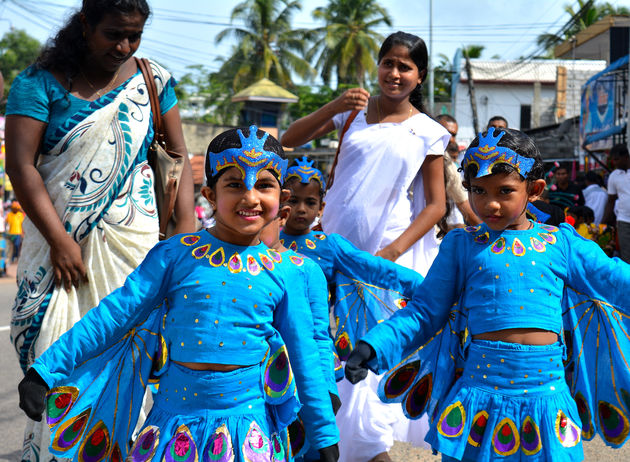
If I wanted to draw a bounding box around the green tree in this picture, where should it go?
[462,45,484,59]
[177,64,242,125]
[536,0,630,55]
[0,29,41,103]
[215,0,314,91]
[433,53,454,103]
[304,0,392,88]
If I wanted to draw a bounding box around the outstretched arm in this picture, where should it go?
[281,88,369,147]
[353,231,464,376]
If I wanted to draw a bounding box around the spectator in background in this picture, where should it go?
[548,163,585,209]
[5,201,24,263]
[436,114,480,229]
[487,115,508,130]
[583,170,607,224]
[604,144,630,262]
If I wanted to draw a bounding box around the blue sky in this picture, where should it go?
[1,0,628,81]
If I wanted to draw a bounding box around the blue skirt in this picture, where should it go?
[128,362,293,462]
[425,340,584,461]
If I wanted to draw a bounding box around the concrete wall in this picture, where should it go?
[453,82,557,147]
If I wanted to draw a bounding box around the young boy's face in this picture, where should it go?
[283,180,324,235]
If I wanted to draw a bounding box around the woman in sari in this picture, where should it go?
[5,1,194,460]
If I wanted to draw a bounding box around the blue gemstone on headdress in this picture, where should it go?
[461,127,536,178]
[207,125,288,190]
[285,156,326,190]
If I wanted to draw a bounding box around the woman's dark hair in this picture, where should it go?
[378,31,428,114]
[35,0,150,86]
[462,128,545,185]
[205,127,286,187]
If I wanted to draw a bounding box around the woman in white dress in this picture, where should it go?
[282,31,449,462]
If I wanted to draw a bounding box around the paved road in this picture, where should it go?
[0,263,628,461]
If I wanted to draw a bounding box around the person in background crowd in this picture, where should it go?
[436,114,480,229]
[548,163,584,209]
[5,200,25,263]
[603,143,630,263]
[487,115,508,130]
[583,170,607,224]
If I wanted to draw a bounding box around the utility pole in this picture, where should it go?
[428,0,434,114]
[464,52,479,134]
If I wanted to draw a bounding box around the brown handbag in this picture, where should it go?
[136,57,184,240]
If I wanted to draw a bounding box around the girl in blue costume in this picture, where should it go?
[345,128,630,461]
[17,126,340,462]
[280,157,426,459]
[260,202,341,461]
[280,156,422,352]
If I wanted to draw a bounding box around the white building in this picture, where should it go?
[453,59,606,147]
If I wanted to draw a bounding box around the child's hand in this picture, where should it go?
[345,341,375,384]
[334,88,370,113]
[18,368,49,421]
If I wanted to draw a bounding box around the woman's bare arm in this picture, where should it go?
[5,115,87,291]
[281,88,370,147]
[376,155,446,262]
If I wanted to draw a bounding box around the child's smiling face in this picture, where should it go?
[283,179,324,235]
[203,167,283,246]
[468,171,545,231]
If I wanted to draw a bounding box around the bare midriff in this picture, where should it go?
[173,360,246,371]
[473,328,558,345]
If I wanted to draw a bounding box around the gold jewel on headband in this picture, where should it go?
[461,127,535,178]
[285,156,326,190]
[208,125,288,190]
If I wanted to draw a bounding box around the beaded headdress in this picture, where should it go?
[208,125,288,190]
[461,127,535,178]
[285,156,326,190]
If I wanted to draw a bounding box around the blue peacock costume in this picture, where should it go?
[29,127,339,462]
[357,129,630,461]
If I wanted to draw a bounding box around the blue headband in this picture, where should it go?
[461,127,535,178]
[208,125,288,190]
[285,156,326,190]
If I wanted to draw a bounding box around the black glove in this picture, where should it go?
[329,391,341,415]
[344,341,375,384]
[318,443,339,462]
[18,368,49,421]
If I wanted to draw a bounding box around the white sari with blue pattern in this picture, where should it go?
[11,61,172,462]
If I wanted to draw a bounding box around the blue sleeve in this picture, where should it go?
[330,233,423,295]
[159,76,178,115]
[6,68,51,122]
[361,231,465,373]
[304,259,338,397]
[560,223,630,310]
[274,268,339,449]
[32,240,173,387]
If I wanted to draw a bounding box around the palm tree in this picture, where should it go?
[304,0,392,88]
[215,0,314,91]
[536,0,630,55]
[462,45,484,59]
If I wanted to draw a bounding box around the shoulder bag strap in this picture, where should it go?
[135,57,165,147]
[326,109,359,192]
